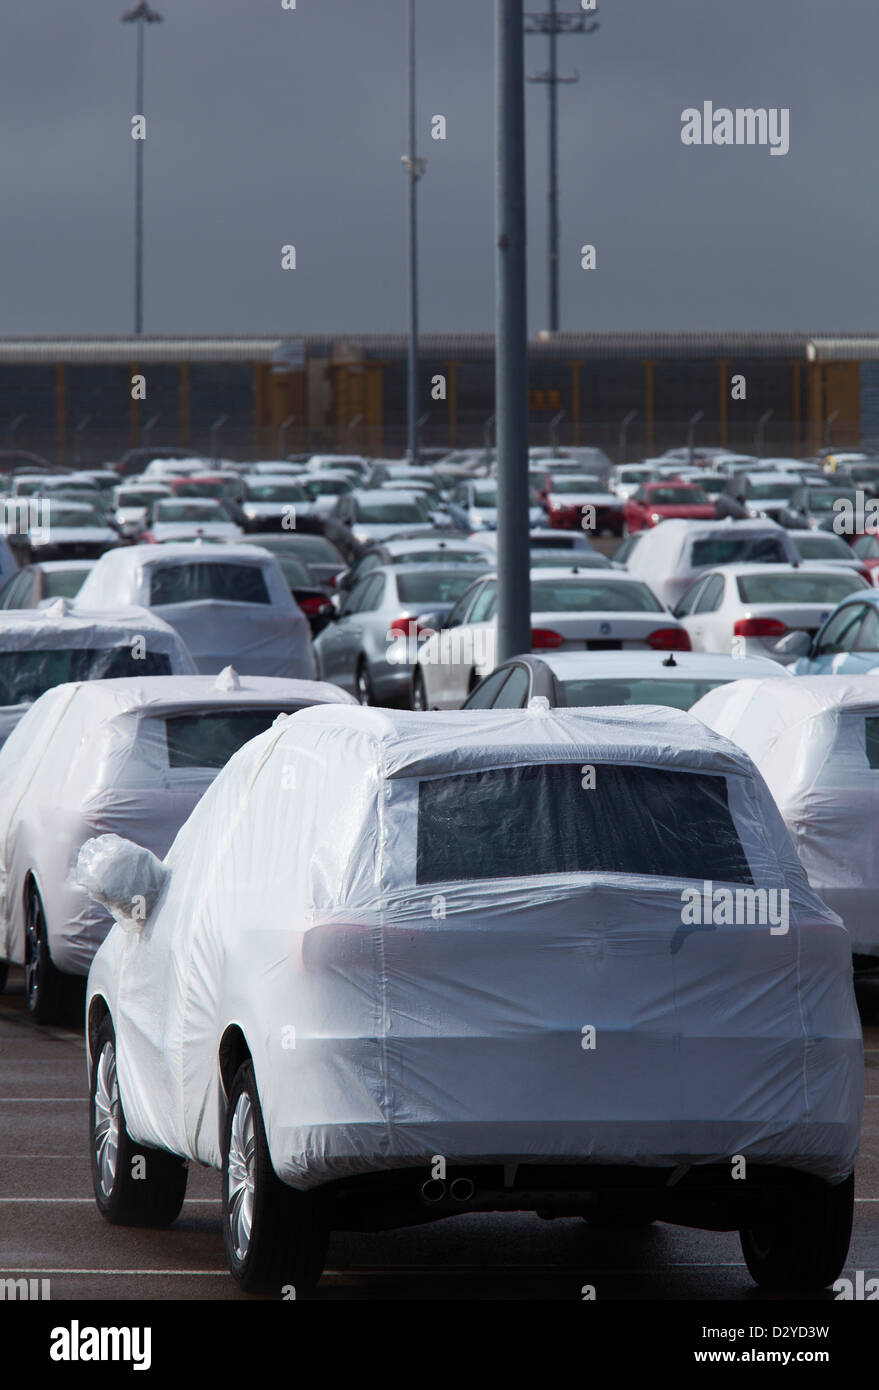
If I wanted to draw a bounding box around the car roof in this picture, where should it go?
[101,542,274,567]
[48,671,356,717]
[700,561,862,577]
[0,604,185,645]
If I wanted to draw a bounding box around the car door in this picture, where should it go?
[317,576,371,686]
[331,574,385,691]
[691,573,726,651]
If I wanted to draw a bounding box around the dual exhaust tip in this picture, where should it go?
[420,1176,476,1204]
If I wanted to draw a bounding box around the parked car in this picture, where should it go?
[7,500,121,564]
[0,560,94,608]
[115,447,205,480]
[234,476,309,533]
[673,564,868,663]
[784,589,879,674]
[445,480,544,533]
[143,498,243,544]
[79,703,861,1292]
[315,563,487,706]
[692,674,879,978]
[227,532,348,590]
[626,519,800,609]
[0,604,196,747]
[462,650,787,712]
[717,472,803,525]
[324,490,445,563]
[335,537,493,594]
[74,543,315,678]
[623,482,715,534]
[243,548,335,636]
[606,464,657,500]
[112,483,172,539]
[541,474,624,535]
[0,671,356,1021]
[413,569,687,711]
[849,531,879,583]
[778,486,861,532]
[785,529,872,581]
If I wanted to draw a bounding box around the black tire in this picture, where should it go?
[411,667,429,712]
[90,1015,188,1226]
[355,659,373,707]
[24,884,68,1025]
[222,1060,328,1295]
[740,1173,854,1289]
[0,960,7,993]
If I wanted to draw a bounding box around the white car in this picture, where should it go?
[142,458,211,480]
[237,475,309,531]
[462,650,789,711]
[74,543,315,679]
[0,671,355,1022]
[607,464,658,500]
[306,454,371,479]
[79,703,861,1293]
[0,602,196,746]
[673,563,868,664]
[145,498,242,543]
[691,674,879,972]
[786,529,873,579]
[726,471,804,523]
[446,480,544,532]
[9,499,121,564]
[626,518,801,609]
[413,568,687,710]
[112,483,172,539]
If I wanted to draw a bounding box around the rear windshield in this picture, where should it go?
[747,480,798,500]
[736,572,863,604]
[42,567,92,599]
[244,482,307,503]
[648,487,709,505]
[254,535,342,564]
[416,763,753,885]
[529,551,610,569]
[792,534,853,560]
[0,648,172,705]
[47,505,105,528]
[393,549,486,565]
[530,579,663,613]
[808,489,859,512]
[690,536,790,567]
[549,477,604,494]
[162,708,284,769]
[559,677,729,711]
[149,563,271,606]
[395,572,481,604]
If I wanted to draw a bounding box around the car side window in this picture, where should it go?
[632,487,646,503]
[340,577,372,616]
[355,553,381,579]
[674,576,708,617]
[694,574,724,614]
[446,582,484,628]
[463,668,512,708]
[816,605,864,655]
[0,572,26,608]
[853,534,879,560]
[358,575,385,613]
[492,664,531,708]
[469,581,498,623]
[854,605,879,652]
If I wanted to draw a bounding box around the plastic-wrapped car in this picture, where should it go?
[0,601,197,747]
[691,674,879,975]
[74,543,315,678]
[80,704,861,1293]
[0,671,356,1022]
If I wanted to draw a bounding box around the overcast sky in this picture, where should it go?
[1,0,877,336]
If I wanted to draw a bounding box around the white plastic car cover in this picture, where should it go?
[83,704,861,1190]
[0,602,197,747]
[74,543,316,679]
[691,674,879,955]
[0,672,356,977]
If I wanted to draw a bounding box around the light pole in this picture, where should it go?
[686,410,704,468]
[401,0,426,466]
[525,3,598,331]
[755,409,773,458]
[619,409,637,464]
[122,3,163,336]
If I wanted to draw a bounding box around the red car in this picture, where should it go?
[623,481,716,534]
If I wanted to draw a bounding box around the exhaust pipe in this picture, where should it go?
[420,1178,446,1203]
[449,1177,475,1203]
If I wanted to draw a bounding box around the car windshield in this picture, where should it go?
[531,579,663,612]
[118,490,166,507]
[153,501,224,523]
[747,480,798,500]
[560,677,731,711]
[149,562,271,605]
[356,502,427,523]
[395,572,480,603]
[550,477,605,494]
[306,479,353,496]
[46,505,105,528]
[0,647,172,705]
[42,567,92,598]
[271,555,311,587]
[736,572,864,604]
[649,487,709,505]
[415,763,753,885]
[809,489,859,512]
[690,536,790,567]
[793,535,853,559]
[244,482,307,503]
[160,708,286,769]
[472,487,499,506]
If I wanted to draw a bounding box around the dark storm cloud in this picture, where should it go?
[0,0,876,334]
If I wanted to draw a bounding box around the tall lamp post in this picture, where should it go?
[401,0,426,464]
[122,3,163,336]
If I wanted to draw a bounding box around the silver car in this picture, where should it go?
[314,563,487,705]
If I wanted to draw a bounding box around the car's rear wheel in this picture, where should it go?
[355,659,373,707]
[740,1173,854,1289]
[90,1016,188,1226]
[411,668,429,711]
[222,1061,328,1295]
[24,884,67,1024]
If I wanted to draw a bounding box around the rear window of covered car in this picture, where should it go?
[0,647,172,705]
[415,762,753,886]
[149,562,271,606]
[160,708,287,769]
